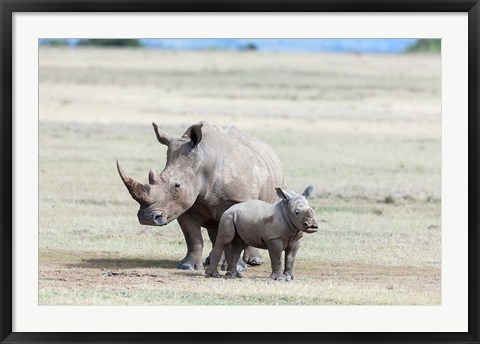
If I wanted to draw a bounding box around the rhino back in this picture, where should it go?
[218,125,283,201]
[190,123,284,224]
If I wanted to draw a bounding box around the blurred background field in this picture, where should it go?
[39,39,441,305]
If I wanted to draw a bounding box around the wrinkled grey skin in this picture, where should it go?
[205,186,318,281]
[117,121,284,270]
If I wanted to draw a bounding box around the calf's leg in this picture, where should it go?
[205,226,246,273]
[225,236,247,279]
[266,240,286,281]
[205,213,235,278]
[284,241,300,281]
[205,242,226,278]
[205,227,224,266]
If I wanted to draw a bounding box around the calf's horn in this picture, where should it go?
[116,159,150,202]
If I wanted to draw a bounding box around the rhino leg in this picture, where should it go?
[284,241,300,281]
[225,237,247,279]
[177,213,203,270]
[242,246,264,266]
[266,240,286,281]
[205,227,216,267]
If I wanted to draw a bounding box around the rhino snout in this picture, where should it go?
[137,210,169,226]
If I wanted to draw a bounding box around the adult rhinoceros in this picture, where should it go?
[117,121,284,270]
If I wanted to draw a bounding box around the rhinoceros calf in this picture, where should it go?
[205,185,318,281]
[117,121,284,270]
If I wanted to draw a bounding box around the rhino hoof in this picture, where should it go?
[247,257,263,266]
[178,257,202,270]
[237,259,247,272]
[225,271,243,279]
[178,263,195,270]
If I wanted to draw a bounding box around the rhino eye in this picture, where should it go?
[174,182,181,188]
[295,209,300,215]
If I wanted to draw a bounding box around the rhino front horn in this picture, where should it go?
[116,159,150,202]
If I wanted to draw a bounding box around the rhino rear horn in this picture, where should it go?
[148,168,162,184]
[116,159,151,202]
[152,122,172,146]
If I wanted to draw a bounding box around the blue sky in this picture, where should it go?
[42,38,419,54]
[140,39,418,53]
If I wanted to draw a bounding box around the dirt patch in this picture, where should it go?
[39,257,440,303]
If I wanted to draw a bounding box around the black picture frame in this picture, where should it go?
[1,1,479,343]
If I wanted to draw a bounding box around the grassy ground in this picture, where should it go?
[39,47,441,305]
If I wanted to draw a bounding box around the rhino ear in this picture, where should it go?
[302,185,315,199]
[148,169,161,184]
[276,187,292,200]
[187,123,203,147]
[152,122,172,146]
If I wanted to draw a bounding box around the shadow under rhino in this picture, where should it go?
[66,258,179,270]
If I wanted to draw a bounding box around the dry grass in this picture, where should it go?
[39,47,441,305]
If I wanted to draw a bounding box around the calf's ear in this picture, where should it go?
[276,187,292,200]
[152,122,173,146]
[302,185,315,199]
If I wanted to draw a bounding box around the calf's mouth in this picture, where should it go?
[303,219,319,233]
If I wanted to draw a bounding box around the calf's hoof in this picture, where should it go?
[219,260,246,272]
[284,272,295,281]
[225,271,243,279]
[270,272,286,281]
[205,269,221,278]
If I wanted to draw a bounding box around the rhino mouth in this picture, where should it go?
[139,217,172,227]
[138,211,172,227]
[152,214,169,226]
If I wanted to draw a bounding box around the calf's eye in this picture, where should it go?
[174,182,181,188]
[295,209,300,215]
